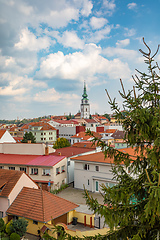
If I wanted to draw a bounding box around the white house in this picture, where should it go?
[71,147,135,192]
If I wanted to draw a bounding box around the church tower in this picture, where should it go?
[80,81,90,119]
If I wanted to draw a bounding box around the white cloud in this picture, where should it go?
[36,43,131,82]
[80,0,93,16]
[55,31,84,49]
[0,73,47,97]
[127,3,137,10]
[34,88,79,103]
[116,39,130,47]
[15,28,51,51]
[124,28,136,37]
[103,47,138,60]
[90,17,108,29]
[103,0,116,15]
[88,25,113,43]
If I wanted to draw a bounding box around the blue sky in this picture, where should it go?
[0,0,160,120]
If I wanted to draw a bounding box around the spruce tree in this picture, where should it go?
[84,38,160,240]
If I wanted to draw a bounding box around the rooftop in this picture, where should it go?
[7,187,79,222]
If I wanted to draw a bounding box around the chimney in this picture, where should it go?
[45,142,49,156]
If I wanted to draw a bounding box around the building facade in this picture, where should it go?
[80,82,90,119]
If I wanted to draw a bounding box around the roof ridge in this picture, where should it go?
[41,189,45,222]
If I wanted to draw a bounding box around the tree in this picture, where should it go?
[53,137,71,149]
[22,131,36,143]
[84,38,160,240]
[6,218,28,237]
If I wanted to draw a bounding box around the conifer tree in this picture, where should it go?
[84,38,160,240]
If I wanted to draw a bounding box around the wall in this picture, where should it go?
[74,161,116,192]
[9,173,38,208]
[0,198,9,218]
[53,157,67,189]
[74,211,95,227]
[0,143,55,155]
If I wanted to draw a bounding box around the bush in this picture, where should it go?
[50,184,69,194]
[0,218,5,232]
[10,232,20,240]
[6,220,13,236]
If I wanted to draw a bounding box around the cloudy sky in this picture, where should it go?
[0,0,160,120]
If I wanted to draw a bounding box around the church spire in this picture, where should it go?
[82,81,88,100]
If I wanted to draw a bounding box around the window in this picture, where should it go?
[44,138,46,140]
[56,167,60,175]
[20,167,26,173]
[61,165,65,173]
[0,211,3,218]
[0,166,4,169]
[44,132,46,135]
[88,179,89,185]
[41,138,43,140]
[9,167,15,170]
[68,161,70,166]
[41,132,43,135]
[33,220,38,225]
[43,169,50,176]
[95,166,99,171]
[84,164,89,170]
[31,168,38,175]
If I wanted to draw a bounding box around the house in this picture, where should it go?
[0,153,67,191]
[71,147,136,192]
[30,122,57,144]
[0,169,38,218]
[0,130,16,143]
[6,187,79,237]
[111,130,127,148]
[84,119,99,131]
[70,131,101,145]
[51,145,101,184]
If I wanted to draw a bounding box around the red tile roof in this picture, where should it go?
[0,129,6,139]
[72,141,98,149]
[0,154,65,167]
[0,169,23,197]
[51,146,96,158]
[71,131,101,140]
[71,147,138,164]
[7,187,79,222]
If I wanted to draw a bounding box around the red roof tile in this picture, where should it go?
[0,169,23,197]
[7,187,79,222]
[0,129,6,139]
[0,154,65,167]
[51,146,96,158]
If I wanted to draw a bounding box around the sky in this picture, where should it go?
[0,0,160,120]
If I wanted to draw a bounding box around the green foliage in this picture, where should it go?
[84,39,160,240]
[22,131,36,143]
[0,218,5,232]
[10,232,20,240]
[53,138,70,149]
[5,220,13,236]
[50,184,69,194]
[6,219,28,237]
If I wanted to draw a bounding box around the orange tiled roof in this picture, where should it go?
[71,131,101,140]
[0,169,23,197]
[31,122,56,131]
[51,146,96,157]
[71,147,138,164]
[72,141,98,148]
[7,187,79,222]
[0,129,6,139]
